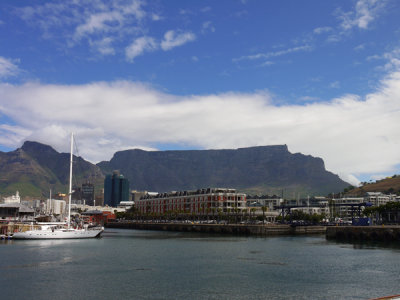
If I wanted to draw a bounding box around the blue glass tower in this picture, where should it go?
[104,171,130,207]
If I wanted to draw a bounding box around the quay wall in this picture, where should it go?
[106,222,326,236]
[326,226,400,242]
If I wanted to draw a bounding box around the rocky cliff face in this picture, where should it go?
[97,145,349,197]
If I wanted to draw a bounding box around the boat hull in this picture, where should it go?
[12,228,104,239]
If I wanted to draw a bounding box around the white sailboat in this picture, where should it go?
[13,133,104,240]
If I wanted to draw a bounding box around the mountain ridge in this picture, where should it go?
[1,141,349,199]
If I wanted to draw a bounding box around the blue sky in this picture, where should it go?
[0,0,400,186]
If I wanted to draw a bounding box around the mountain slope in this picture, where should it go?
[0,141,104,198]
[346,176,400,196]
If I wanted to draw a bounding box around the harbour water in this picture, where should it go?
[1,228,400,299]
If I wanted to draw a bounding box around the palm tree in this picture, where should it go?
[250,208,257,222]
[217,208,223,223]
[261,206,267,224]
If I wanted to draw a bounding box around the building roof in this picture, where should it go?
[0,203,35,213]
[81,210,104,215]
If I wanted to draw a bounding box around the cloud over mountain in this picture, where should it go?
[1,68,400,186]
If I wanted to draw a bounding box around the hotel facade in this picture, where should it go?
[136,188,247,215]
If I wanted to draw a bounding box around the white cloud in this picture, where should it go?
[161,30,196,51]
[72,1,145,43]
[329,81,340,89]
[260,61,274,67]
[202,21,215,34]
[366,48,400,72]
[17,0,146,55]
[313,27,332,35]
[151,13,162,21]
[125,36,158,62]
[354,43,366,51]
[370,174,387,181]
[74,11,122,41]
[337,0,387,31]
[339,173,361,187]
[90,37,115,56]
[0,68,399,184]
[0,57,20,78]
[234,45,312,62]
[0,124,32,148]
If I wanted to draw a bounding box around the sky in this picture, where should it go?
[0,0,400,187]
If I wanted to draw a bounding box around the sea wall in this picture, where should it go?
[326,225,400,242]
[106,222,326,236]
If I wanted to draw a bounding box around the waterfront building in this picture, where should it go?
[248,196,329,216]
[291,206,324,215]
[81,210,115,224]
[247,196,283,212]
[365,192,391,206]
[136,188,246,215]
[3,191,21,204]
[104,171,130,207]
[331,197,365,221]
[0,203,34,221]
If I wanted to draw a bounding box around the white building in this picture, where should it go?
[252,198,283,211]
[365,192,391,206]
[46,199,67,215]
[3,191,21,204]
[118,201,134,210]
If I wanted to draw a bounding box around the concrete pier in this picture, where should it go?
[106,222,326,236]
[326,225,400,242]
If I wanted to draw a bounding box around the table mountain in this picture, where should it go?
[97,145,349,197]
[1,142,349,198]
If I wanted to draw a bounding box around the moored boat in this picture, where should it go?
[13,133,104,240]
[13,223,103,239]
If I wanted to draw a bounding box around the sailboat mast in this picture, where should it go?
[68,132,73,229]
[49,189,52,215]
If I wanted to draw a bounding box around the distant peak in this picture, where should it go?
[21,141,58,154]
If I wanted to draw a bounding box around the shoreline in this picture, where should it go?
[106,221,326,236]
[107,222,400,242]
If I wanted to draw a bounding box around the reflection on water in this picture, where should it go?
[1,256,75,270]
[328,238,400,251]
[1,228,400,300]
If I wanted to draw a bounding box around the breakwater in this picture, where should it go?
[106,222,326,236]
[326,225,400,242]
